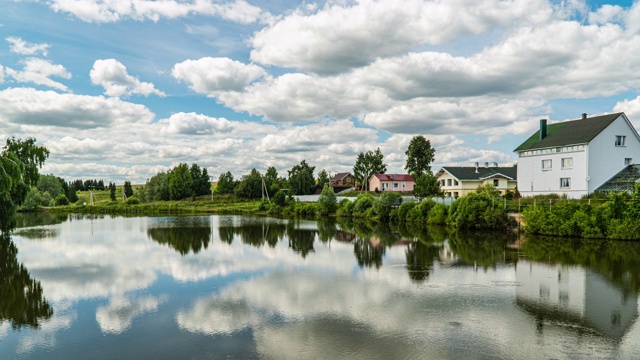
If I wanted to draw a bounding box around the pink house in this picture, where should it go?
[368,174,415,192]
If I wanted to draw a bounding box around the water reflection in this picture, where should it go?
[0,235,53,329]
[2,214,640,359]
[147,216,212,255]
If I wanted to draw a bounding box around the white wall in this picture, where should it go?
[587,115,640,192]
[517,148,588,198]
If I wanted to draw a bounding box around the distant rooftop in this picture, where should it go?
[437,166,517,181]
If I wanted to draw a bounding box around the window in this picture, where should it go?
[446,192,451,197]
[561,158,573,169]
[453,192,459,198]
[542,159,552,171]
[560,177,570,189]
[454,180,459,186]
[402,182,406,188]
[382,183,388,189]
[393,183,398,189]
[625,158,633,165]
[615,135,626,146]
[493,179,499,187]
[447,179,452,186]
[440,180,445,186]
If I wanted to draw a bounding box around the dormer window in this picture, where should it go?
[615,135,626,147]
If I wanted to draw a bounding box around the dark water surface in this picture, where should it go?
[1,214,639,359]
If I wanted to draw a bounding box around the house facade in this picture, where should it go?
[368,174,415,192]
[329,172,356,187]
[514,113,640,199]
[436,164,517,198]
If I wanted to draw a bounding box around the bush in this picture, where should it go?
[54,194,70,206]
[353,194,375,216]
[406,199,435,223]
[337,199,354,217]
[427,203,448,225]
[126,196,140,205]
[373,191,402,220]
[273,190,287,207]
[449,193,507,230]
[317,185,337,215]
[395,201,416,222]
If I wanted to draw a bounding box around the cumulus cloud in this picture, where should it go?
[5,58,71,91]
[90,59,165,97]
[0,87,154,129]
[47,0,269,24]
[96,295,166,334]
[250,0,552,74]
[6,37,51,56]
[172,57,267,94]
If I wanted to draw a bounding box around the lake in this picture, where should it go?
[1,213,639,359]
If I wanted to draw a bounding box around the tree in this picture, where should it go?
[353,148,387,191]
[476,183,500,197]
[1,138,49,233]
[109,182,117,201]
[169,164,192,200]
[288,160,315,195]
[234,168,262,199]
[216,171,236,195]
[317,185,337,215]
[404,135,435,177]
[190,163,211,197]
[123,181,134,198]
[264,166,284,196]
[413,172,443,199]
[37,174,64,199]
[317,169,330,188]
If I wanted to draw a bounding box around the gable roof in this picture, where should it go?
[330,172,352,182]
[437,166,517,181]
[371,174,414,182]
[514,113,623,152]
[595,164,640,193]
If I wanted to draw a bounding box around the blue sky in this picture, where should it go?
[2,0,640,183]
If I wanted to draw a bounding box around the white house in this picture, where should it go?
[514,112,640,198]
[436,163,517,198]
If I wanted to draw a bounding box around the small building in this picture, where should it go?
[368,174,415,192]
[330,172,356,187]
[436,163,517,198]
[514,112,640,198]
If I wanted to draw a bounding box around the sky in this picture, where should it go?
[2,0,640,184]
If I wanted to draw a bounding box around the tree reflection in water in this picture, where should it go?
[447,230,518,270]
[405,240,441,284]
[0,234,53,329]
[353,237,385,269]
[146,217,212,255]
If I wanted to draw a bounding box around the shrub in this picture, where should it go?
[337,199,354,217]
[395,201,416,222]
[373,191,402,220]
[353,194,375,216]
[450,193,507,230]
[273,190,287,207]
[317,185,337,215]
[427,203,448,225]
[126,196,140,205]
[406,199,435,223]
[54,194,70,206]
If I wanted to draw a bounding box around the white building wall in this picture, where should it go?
[517,148,588,198]
[586,115,640,193]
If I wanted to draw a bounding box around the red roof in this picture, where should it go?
[372,174,414,181]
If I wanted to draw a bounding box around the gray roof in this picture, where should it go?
[595,164,640,193]
[330,172,352,182]
[438,166,517,181]
[514,113,623,152]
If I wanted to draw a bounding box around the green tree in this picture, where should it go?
[413,172,443,199]
[234,168,263,199]
[169,164,193,200]
[123,181,134,198]
[190,163,211,196]
[216,171,236,195]
[317,185,337,215]
[288,160,316,195]
[37,174,64,199]
[109,182,117,201]
[373,191,402,220]
[476,183,500,197]
[317,169,330,188]
[54,194,70,206]
[264,166,284,196]
[144,172,170,201]
[1,138,49,233]
[353,148,387,191]
[404,135,435,177]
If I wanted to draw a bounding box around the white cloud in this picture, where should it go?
[250,0,552,74]
[47,0,269,24]
[589,4,624,25]
[96,295,166,334]
[0,87,154,129]
[5,58,71,91]
[90,59,165,97]
[6,36,51,56]
[172,57,267,94]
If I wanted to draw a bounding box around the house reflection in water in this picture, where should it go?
[516,261,638,340]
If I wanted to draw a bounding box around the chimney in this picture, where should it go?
[474,162,479,173]
[484,162,489,168]
[539,119,547,140]
[582,113,587,120]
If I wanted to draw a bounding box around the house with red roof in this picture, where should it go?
[368,174,415,192]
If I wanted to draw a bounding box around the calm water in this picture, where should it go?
[1,213,639,359]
